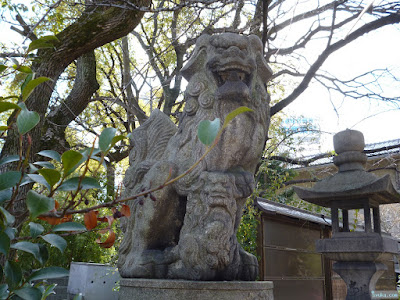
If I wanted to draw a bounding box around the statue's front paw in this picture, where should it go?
[232,170,255,198]
[238,247,259,281]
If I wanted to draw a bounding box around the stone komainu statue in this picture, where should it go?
[118,33,272,281]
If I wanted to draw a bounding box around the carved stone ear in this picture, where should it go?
[256,54,273,83]
[180,34,211,81]
[248,35,273,83]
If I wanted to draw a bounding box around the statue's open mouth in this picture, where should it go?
[213,66,251,102]
[213,64,252,88]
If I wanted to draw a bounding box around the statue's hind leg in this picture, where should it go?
[118,161,184,278]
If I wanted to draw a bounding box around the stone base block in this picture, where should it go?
[119,278,274,300]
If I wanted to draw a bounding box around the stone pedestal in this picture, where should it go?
[119,278,274,300]
[333,261,386,300]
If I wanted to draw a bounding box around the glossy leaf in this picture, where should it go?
[22,77,52,101]
[0,189,12,205]
[38,169,61,187]
[73,294,83,300]
[13,65,32,73]
[17,104,40,135]
[4,261,21,289]
[222,106,253,129]
[0,102,20,113]
[28,267,69,282]
[40,283,56,299]
[11,242,41,262]
[37,150,61,162]
[121,204,131,217]
[52,222,86,232]
[4,227,16,240]
[27,35,59,53]
[61,150,83,175]
[58,177,100,191]
[20,175,35,187]
[0,65,6,73]
[33,161,55,169]
[0,284,8,299]
[26,190,55,219]
[41,234,66,253]
[197,118,220,146]
[0,207,15,226]
[0,155,20,166]
[99,128,117,152]
[37,244,49,265]
[14,287,42,300]
[110,135,126,149]
[21,73,33,93]
[0,171,21,190]
[38,216,62,226]
[84,211,98,230]
[26,174,51,190]
[0,231,10,255]
[96,230,116,248]
[29,222,44,238]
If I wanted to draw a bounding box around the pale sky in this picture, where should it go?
[284,20,400,153]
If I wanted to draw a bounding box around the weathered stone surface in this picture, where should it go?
[333,262,386,300]
[119,278,274,300]
[118,33,272,281]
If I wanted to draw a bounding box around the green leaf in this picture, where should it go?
[38,169,61,187]
[222,106,253,129]
[0,65,7,73]
[37,244,49,265]
[197,118,220,146]
[0,284,8,300]
[26,174,51,190]
[33,161,55,169]
[4,227,16,240]
[0,189,12,205]
[14,65,32,73]
[73,294,83,300]
[0,155,20,166]
[14,287,42,300]
[0,171,21,190]
[52,222,86,232]
[0,102,20,113]
[17,104,40,135]
[21,73,33,94]
[28,267,68,282]
[26,190,55,219]
[58,177,101,191]
[27,35,59,53]
[99,128,117,152]
[41,234,66,253]
[37,150,61,162]
[4,261,22,289]
[110,135,126,148]
[0,207,15,226]
[11,242,41,261]
[29,222,44,238]
[61,150,83,175]
[0,231,10,255]
[20,175,35,187]
[21,77,52,102]
[41,283,56,299]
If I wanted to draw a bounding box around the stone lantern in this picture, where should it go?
[294,129,400,300]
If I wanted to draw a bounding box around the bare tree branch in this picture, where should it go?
[270,12,400,116]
